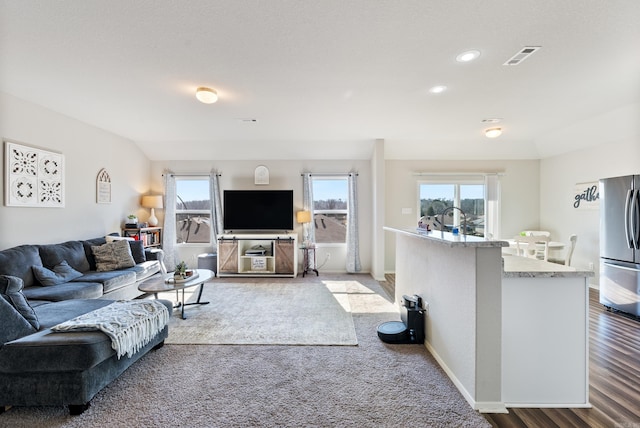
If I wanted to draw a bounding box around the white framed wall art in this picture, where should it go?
[96,168,111,204]
[4,140,65,207]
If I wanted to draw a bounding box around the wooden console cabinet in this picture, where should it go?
[217,234,297,277]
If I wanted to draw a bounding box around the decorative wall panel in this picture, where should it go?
[4,141,65,207]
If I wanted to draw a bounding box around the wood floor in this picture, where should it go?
[379,275,640,428]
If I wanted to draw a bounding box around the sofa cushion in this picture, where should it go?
[0,328,115,373]
[32,260,83,286]
[91,240,135,272]
[33,299,115,329]
[0,298,37,344]
[70,270,136,294]
[0,245,42,287]
[0,275,39,329]
[23,281,103,302]
[39,241,90,273]
[119,261,160,282]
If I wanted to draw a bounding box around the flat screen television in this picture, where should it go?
[223,190,294,231]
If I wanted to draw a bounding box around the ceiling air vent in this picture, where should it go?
[503,46,541,66]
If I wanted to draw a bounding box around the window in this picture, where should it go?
[312,177,348,244]
[175,178,211,244]
[419,181,485,237]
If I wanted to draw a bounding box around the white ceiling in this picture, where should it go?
[1,1,639,161]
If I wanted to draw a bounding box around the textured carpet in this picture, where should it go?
[163,280,358,345]
[0,274,491,428]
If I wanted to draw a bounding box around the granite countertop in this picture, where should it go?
[502,254,594,278]
[383,226,508,248]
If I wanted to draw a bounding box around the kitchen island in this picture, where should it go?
[384,227,593,413]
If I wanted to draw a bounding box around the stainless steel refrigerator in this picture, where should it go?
[599,174,640,316]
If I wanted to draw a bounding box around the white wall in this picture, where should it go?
[384,159,540,272]
[149,159,372,273]
[0,92,151,250]
[539,108,640,286]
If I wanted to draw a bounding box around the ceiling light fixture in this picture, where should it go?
[429,85,447,94]
[195,87,218,104]
[485,127,503,138]
[456,50,481,63]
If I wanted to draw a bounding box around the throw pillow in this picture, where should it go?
[105,235,145,264]
[32,260,83,286]
[0,275,40,330]
[0,297,37,344]
[91,240,135,272]
[128,240,146,264]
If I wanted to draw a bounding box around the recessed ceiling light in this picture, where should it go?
[195,87,218,104]
[456,50,481,63]
[485,127,503,138]
[429,85,447,94]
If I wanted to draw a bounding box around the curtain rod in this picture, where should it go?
[412,172,504,176]
[162,173,222,177]
[300,172,358,176]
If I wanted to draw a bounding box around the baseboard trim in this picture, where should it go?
[424,341,507,414]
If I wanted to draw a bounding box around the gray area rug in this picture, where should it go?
[163,280,358,345]
[1,274,491,428]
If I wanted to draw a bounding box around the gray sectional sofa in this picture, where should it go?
[0,235,171,415]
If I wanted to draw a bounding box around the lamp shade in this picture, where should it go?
[296,210,312,224]
[141,195,163,209]
[141,195,163,227]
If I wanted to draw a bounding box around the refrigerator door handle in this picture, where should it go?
[603,261,640,272]
[625,189,634,248]
[633,189,640,249]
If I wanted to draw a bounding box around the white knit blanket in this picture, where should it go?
[52,300,170,359]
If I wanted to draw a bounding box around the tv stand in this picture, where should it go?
[217,233,298,277]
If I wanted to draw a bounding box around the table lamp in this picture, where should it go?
[296,210,312,245]
[141,195,163,227]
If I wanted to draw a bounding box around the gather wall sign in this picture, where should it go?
[573,181,599,209]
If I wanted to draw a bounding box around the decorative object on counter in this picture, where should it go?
[125,214,138,228]
[141,195,163,227]
[96,168,111,204]
[417,216,431,231]
[5,140,65,207]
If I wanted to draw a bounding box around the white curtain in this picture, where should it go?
[346,173,361,273]
[484,174,501,240]
[209,172,223,247]
[302,173,316,244]
[162,171,177,271]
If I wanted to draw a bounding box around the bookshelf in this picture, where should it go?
[122,227,162,249]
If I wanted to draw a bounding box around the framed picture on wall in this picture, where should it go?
[96,168,111,204]
[4,140,65,207]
